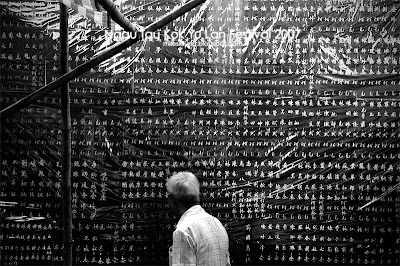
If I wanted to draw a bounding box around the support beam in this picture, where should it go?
[59,3,73,266]
[0,0,207,120]
[96,0,142,32]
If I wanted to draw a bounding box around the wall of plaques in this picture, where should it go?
[0,0,399,265]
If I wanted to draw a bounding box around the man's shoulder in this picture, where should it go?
[180,212,223,230]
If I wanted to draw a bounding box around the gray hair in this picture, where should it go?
[166,171,200,206]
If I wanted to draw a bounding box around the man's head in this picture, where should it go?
[166,171,200,217]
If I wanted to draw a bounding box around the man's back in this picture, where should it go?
[170,205,230,266]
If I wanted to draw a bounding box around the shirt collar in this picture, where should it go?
[177,205,203,226]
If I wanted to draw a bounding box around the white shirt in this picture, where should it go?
[169,205,231,266]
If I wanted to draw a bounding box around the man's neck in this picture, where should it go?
[177,204,199,218]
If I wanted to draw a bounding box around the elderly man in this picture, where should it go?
[166,171,231,266]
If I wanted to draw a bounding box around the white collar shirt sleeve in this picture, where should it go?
[170,229,196,266]
[169,205,231,266]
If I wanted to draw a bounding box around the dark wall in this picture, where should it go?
[0,0,399,265]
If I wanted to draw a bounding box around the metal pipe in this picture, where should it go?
[96,0,141,32]
[59,3,73,266]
